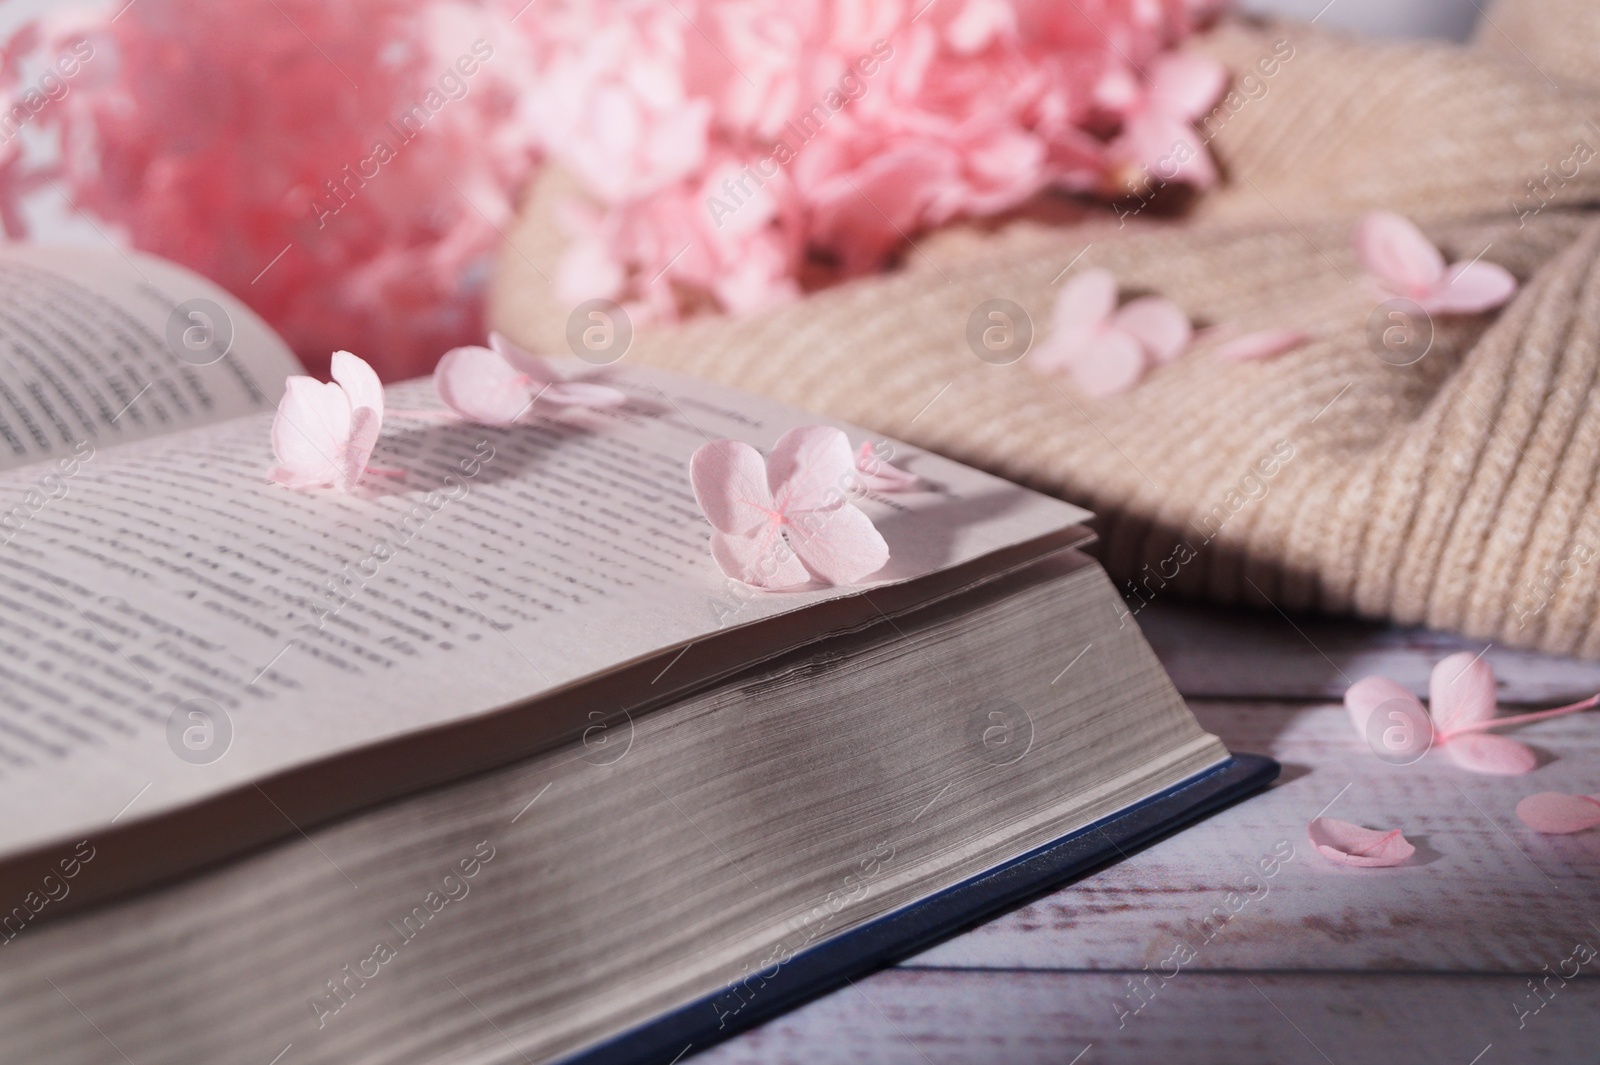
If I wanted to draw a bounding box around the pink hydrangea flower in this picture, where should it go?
[1030,268,1192,396]
[2,0,1229,371]
[1106,52,1227,190]
[1354,211,1518,314]
[527,0,1226,322]
[1345,652,1598,775]
[1,0,535,379]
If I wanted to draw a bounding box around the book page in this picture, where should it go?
[0,245,302,474]
[1,364,1089,858]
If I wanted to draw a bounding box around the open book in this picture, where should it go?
[0,246,1274,1065]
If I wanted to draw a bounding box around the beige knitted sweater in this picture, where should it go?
[491,0,1600,659]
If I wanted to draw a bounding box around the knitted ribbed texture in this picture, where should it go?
[1474,0,1600,94]
[490,10,1600,658]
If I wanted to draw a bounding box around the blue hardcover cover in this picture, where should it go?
[561,752,1279,1065]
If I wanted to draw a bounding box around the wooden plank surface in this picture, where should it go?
[698,970,1597,1065]
[1139,600,1600,702]
[709,603,1600,1062]
[909,702,1599,973]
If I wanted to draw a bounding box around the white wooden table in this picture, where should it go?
[703,602,1600,1065]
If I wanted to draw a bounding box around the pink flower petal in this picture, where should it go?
[709,525,812,590]
[1344,676,1422,739]
[1147,52,1229,120]
[1416,260,1517,315]
[784,500,890,585]
[768,426,856,513]
[1444,732,1537,775]
[1068,329,1147,397]
[944,0,1015,53]
[270,377,351,489]
[1211,328,1312,363]
[1052,268,1118,335]
[1516,792,1600,834]
[341,406,381,494]
[269,352,387,493]
[434,345,536,427]
[438,337,626,419]
[330,350,384,423]
[1033,270,1131,376]
[1308,817,1416,868]
[1354,211,1445,297]
[489,332,626,408]
[1115,112,1217,189]
[856,441,921,493]
[1430,651,1498,733]
[1113,296,1191,365]
[542,381,629,408]
[690,438,775,536]
[1029,327,1094,375]
[487,332,557,383]
[555,235,626,305]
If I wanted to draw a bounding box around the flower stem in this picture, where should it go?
[1440,693,1599,740]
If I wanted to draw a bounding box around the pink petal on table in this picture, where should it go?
[434,344,535,426]
[1444,732,1536,775]
[1308,817,1416,867]
[1354,211,1444,296]
[1516,792,1600,834]
[1344,676,1422,739]
[1114,296,1192,365]
[1068,329,1147,397]
[1416,260,1517,315]
[1430,651,1498,733]
[1211,328,1311,363]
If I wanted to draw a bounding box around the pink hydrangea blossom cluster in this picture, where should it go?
[0,0,532,379]
[1,0,1226,377]
[528,0,1228,321]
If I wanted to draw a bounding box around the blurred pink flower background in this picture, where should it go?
[0,0,1226,378]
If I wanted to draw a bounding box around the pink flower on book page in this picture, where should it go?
[1030,268,1191,396]
[690,426,890,590]
[434,332,627,427]
[1308,817,1415,868]
[1108,53,1228,191]
[855,441,921,493]
[1344,652,1598,775]
[1354,212,1517,314]
[1517,792,1600,834]
[269,351,398,493]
